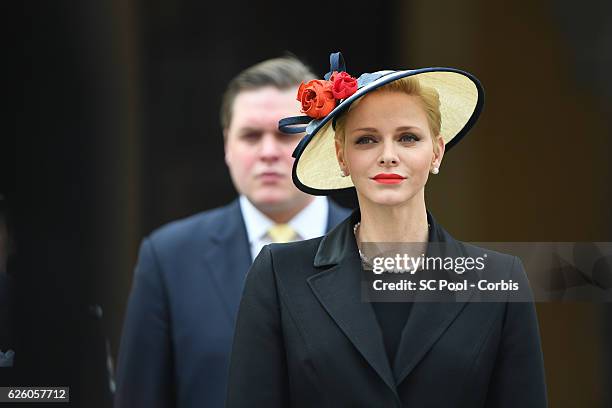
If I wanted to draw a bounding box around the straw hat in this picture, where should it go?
[279,52,484,196]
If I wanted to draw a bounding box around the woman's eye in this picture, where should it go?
[356,136,376,145]
[399,134,419,143]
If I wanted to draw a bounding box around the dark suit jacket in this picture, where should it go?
[115,198,349,408]
[226,211,548,407]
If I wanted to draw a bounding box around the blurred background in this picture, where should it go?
[8,0,612,406]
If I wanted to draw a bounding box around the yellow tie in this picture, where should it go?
[267,224,297,243]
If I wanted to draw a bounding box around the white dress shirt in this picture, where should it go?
[239,195,329,261]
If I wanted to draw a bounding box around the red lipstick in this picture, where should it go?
[372,173,406,184]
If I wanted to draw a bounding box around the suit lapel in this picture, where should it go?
[201,200,252,322]
[307,212,397,394]
[393,215,477,385]
[308,257,397,393]
[203,198,347,323]
[310,210,479,390]
[392,301,468,384]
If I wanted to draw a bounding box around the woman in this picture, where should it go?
[226,53,547,407]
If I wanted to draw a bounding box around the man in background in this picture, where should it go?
[115,56,349,408]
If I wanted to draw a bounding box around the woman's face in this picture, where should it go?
[335,91,444,208]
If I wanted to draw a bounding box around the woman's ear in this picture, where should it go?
[432,135,445,169]
[335,139,348,176]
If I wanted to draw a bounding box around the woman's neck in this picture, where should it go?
[357,195,429,243]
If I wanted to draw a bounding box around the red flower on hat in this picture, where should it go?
[330,71,358,100]
[297,79,336,119]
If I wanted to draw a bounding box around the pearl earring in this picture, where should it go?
[340,170,348,177]
[431,167,439,175]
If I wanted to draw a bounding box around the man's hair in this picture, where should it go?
[220,56,316,131]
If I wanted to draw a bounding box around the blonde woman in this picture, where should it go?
[226,52,547,407]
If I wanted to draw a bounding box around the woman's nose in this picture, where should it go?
[378,141,399,165]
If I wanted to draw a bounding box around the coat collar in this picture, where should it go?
[308,209,474,391]
[209,199,250,245]
[203,198,348,323]
[202,199,252,322]
[314,209,456,266]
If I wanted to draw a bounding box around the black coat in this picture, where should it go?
[226,211,547,407]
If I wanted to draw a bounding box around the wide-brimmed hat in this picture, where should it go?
[279,52,484,196]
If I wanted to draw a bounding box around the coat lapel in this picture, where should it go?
[393,215,477,385]
[201,200,252,322]
[392,301,468,384]
[202,198,346,323]
[307,212,397,394]
[308,210,478,391]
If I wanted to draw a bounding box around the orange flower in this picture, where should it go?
[330,71,358,99]
[297,79,336,119]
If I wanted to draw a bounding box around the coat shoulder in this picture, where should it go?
[267,237,324,266]
[147,205,231,246]
[459,241,521,280]
[251,238,324,285]
[145,202,237,257]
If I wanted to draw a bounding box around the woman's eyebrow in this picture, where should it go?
[396,126,422,132]
[351,126,423,133]
[352,127,378,133]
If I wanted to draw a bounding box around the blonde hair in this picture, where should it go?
[334,76,442,153]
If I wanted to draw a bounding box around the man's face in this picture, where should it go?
[224,86,311,214]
